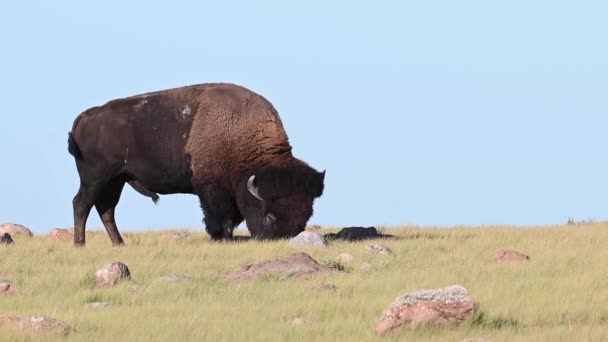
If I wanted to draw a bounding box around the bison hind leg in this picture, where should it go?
[73,186,97,246]
[95,178,127,246]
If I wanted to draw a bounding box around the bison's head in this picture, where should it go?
[237,163,325,239]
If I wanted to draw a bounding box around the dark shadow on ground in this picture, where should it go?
[210,235,252,243]
[323,227,397,241]
[214,226,402,243]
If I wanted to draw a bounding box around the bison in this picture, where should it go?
[67,83,325,246]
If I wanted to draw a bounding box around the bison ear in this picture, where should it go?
[319,170,326,182]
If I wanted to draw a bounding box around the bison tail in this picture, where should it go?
[67,132,82,160]
[128,181,160,205]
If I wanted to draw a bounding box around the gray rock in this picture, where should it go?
[86,302,112,310]
[389,285,470,308]
[290,317,306,326]
[334,253,354,263]
[315,282,337,291]
[361,262,374,273]
[0,280,10,293]
[0,315,74,336]
[495,249,530,264]
[288,231,328,248]
[94,262,131,287]
[375,285,476,334]
[305,225,322,231]
[166,231,192,240]
[366,244,392,255]
[48,228,74,242]
[129,284,145,293]
[0,223,33,237]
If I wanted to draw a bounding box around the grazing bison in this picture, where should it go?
[67,83,325,246]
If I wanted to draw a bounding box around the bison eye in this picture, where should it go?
[264,213,276,226]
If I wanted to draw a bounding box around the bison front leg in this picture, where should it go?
[203,216,235,240]
[197,185,241,240]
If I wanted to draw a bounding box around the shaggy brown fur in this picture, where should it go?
[68,83,325,246]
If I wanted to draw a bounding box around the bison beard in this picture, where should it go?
[67,83,325,246]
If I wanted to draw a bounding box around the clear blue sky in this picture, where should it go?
[1,1,606,234]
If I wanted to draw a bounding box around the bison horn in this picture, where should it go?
[247,175,264,201]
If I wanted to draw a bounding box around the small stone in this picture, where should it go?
[0,281,10,293]
[375,285,475,335]
[0,315,74,336]
[315,282,337,291]
[305,225,322,231]
[366,244,392,255]
[129,284,144,293]
[0,223,33,237]
[86,302,112,310]
[288,231,328,248]
[94,262,131,287]
[290,317,306,326]
[166,231,192,240]
[495,250,530,264]
[361,262,374,273]
[48,228,74,242]
[334,253,354,263]
[1,233,14,245]
[0,280,16,296]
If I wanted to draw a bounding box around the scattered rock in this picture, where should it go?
[366,244,392,255]
[288,231,328,248]
[86,302,112,310]
[94,262,131,287]
[0,280,16,296]
[375,285,476,335]
[325,226,394,241]
[315,282,337,291]
[0,223,33,237]
[305,225,322,231]
[0,315,74,336]
[334,253,354,263]
[48,228,74,242]
[495,250,530,264]
[361,262,374,273]
[153,275,194,283]
[1,233,14,245]
[129,284,145,293]
[166,231,192,240]
[0,280,11,292]
[290,317,306,326]
[224,252,331,283]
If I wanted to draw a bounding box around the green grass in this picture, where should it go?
[1,223,608,341]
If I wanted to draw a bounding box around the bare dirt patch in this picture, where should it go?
[224,252,332,283]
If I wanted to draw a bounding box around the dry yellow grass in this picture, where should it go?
[1,223,607,341]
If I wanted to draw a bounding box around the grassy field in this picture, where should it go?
[1,223,608,341]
